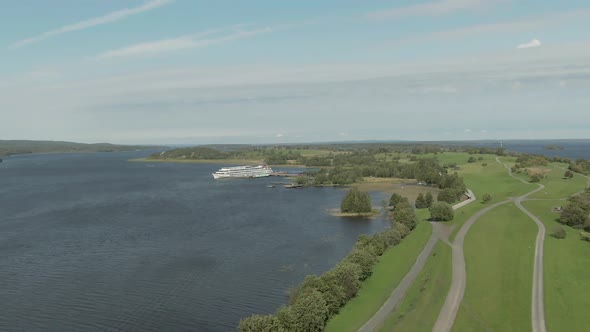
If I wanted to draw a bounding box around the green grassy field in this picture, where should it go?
[324,216,432,332]
[378,241,452,332]
[453,203,537,332]
[522,200,590,332]
[528,164,587,199]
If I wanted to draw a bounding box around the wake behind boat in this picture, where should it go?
[212,165,273,179]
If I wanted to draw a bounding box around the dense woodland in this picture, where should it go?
[0,140,157,157]
[239,194,418,332]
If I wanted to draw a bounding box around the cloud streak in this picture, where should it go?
[10,0,173,48]
[365,0,504,21]
[93,26,272,60]
[517,38,541,49]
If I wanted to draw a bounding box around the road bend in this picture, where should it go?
[497,157,547,332]
[357,191,476,332]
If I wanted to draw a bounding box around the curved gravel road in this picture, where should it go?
[498,158,547,332]
[432,199,509,332]
[357,191,476,332]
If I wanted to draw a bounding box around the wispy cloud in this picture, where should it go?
[517,38,541,49]
[10,0,173,48]
[380,9,590,47]
[93,26,272,60]
[365,0,504,21]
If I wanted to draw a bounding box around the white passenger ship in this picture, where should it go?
[212,165,274,179]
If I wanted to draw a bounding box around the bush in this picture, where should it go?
[415,193,428,209]
[550,226,567,239]
[530,174,541,183]
[560,205,589,227]
[581,232,590,242]
[430,202,454,221]
[482,193,492,203]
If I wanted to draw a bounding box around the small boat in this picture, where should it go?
[266,185,276,188]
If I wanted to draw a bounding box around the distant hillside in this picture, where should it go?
[0,140,162,157]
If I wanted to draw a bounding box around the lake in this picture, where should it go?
[0,151,389,331]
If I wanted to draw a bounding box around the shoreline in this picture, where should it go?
[129,158,308,167]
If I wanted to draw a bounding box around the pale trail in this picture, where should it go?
[357,190,476,332]
[433,158,547,332]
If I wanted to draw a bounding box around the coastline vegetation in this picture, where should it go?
[0,139,158,157]
[239,193,420,332]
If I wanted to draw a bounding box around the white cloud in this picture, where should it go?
[276,133,284,138]
[365,0,504,21]
[93,26,272,60]
[517,38,541,49]
[464,129,472,132]
[10,0,173,48]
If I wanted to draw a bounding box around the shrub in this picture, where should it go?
[581,232,590,242]
[550,226,567,239]
[239,314,285,332]
[482,193,492,203]
[530,174,541,183]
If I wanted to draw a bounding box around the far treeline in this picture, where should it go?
[239,193,419,332]
[0,140,159,157]
[150,143,590,177]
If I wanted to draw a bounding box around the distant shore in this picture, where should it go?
[129,157,308,167]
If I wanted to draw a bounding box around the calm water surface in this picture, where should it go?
[0,151,389,331]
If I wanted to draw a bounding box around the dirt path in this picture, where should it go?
[357,192,474,332]
[497,157,547,332]
[432,199,509,332]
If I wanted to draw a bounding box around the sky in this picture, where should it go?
[1,0,590,144]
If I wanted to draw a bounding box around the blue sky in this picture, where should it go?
[2,0,590,144]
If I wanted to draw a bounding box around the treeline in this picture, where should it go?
[296,158,466,198]
[559,189,590,234]
[0,140,156,157]
[239,195,419,332]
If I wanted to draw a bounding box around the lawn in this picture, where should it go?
[528,165,587,199]
[324,217,432,332]
[378,241,452,332]
[453,203,537,332]
[522,200,590,332]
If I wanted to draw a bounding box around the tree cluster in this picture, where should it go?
[415,192,434,209]
[239,199,418,332]
[559,191,590,231]
[569,159,590,176]
[340,188,372,213]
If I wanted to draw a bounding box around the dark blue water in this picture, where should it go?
[0,151,389,332]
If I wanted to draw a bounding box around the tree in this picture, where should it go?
[341,187,372,213]
[389,193,404,208]
[324,262,362,300]
[482,193,492,203]
[291,289,328,332]
[467,156,477,163]
[429,202,454,221]
[530,174,541,183]
[424,192,434,208]
[415,193,427,209]
[239,314,284,332]
[564,170,574,179]
[437,188,457,204]
[560,205,588,227]
[345,249,377,280]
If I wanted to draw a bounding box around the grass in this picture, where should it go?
[528,164,587,199]
[324,218,432,332]
[522,200,590,332]
[378,241,452,332]
[453,203,537,332]
[351,177,439,202]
